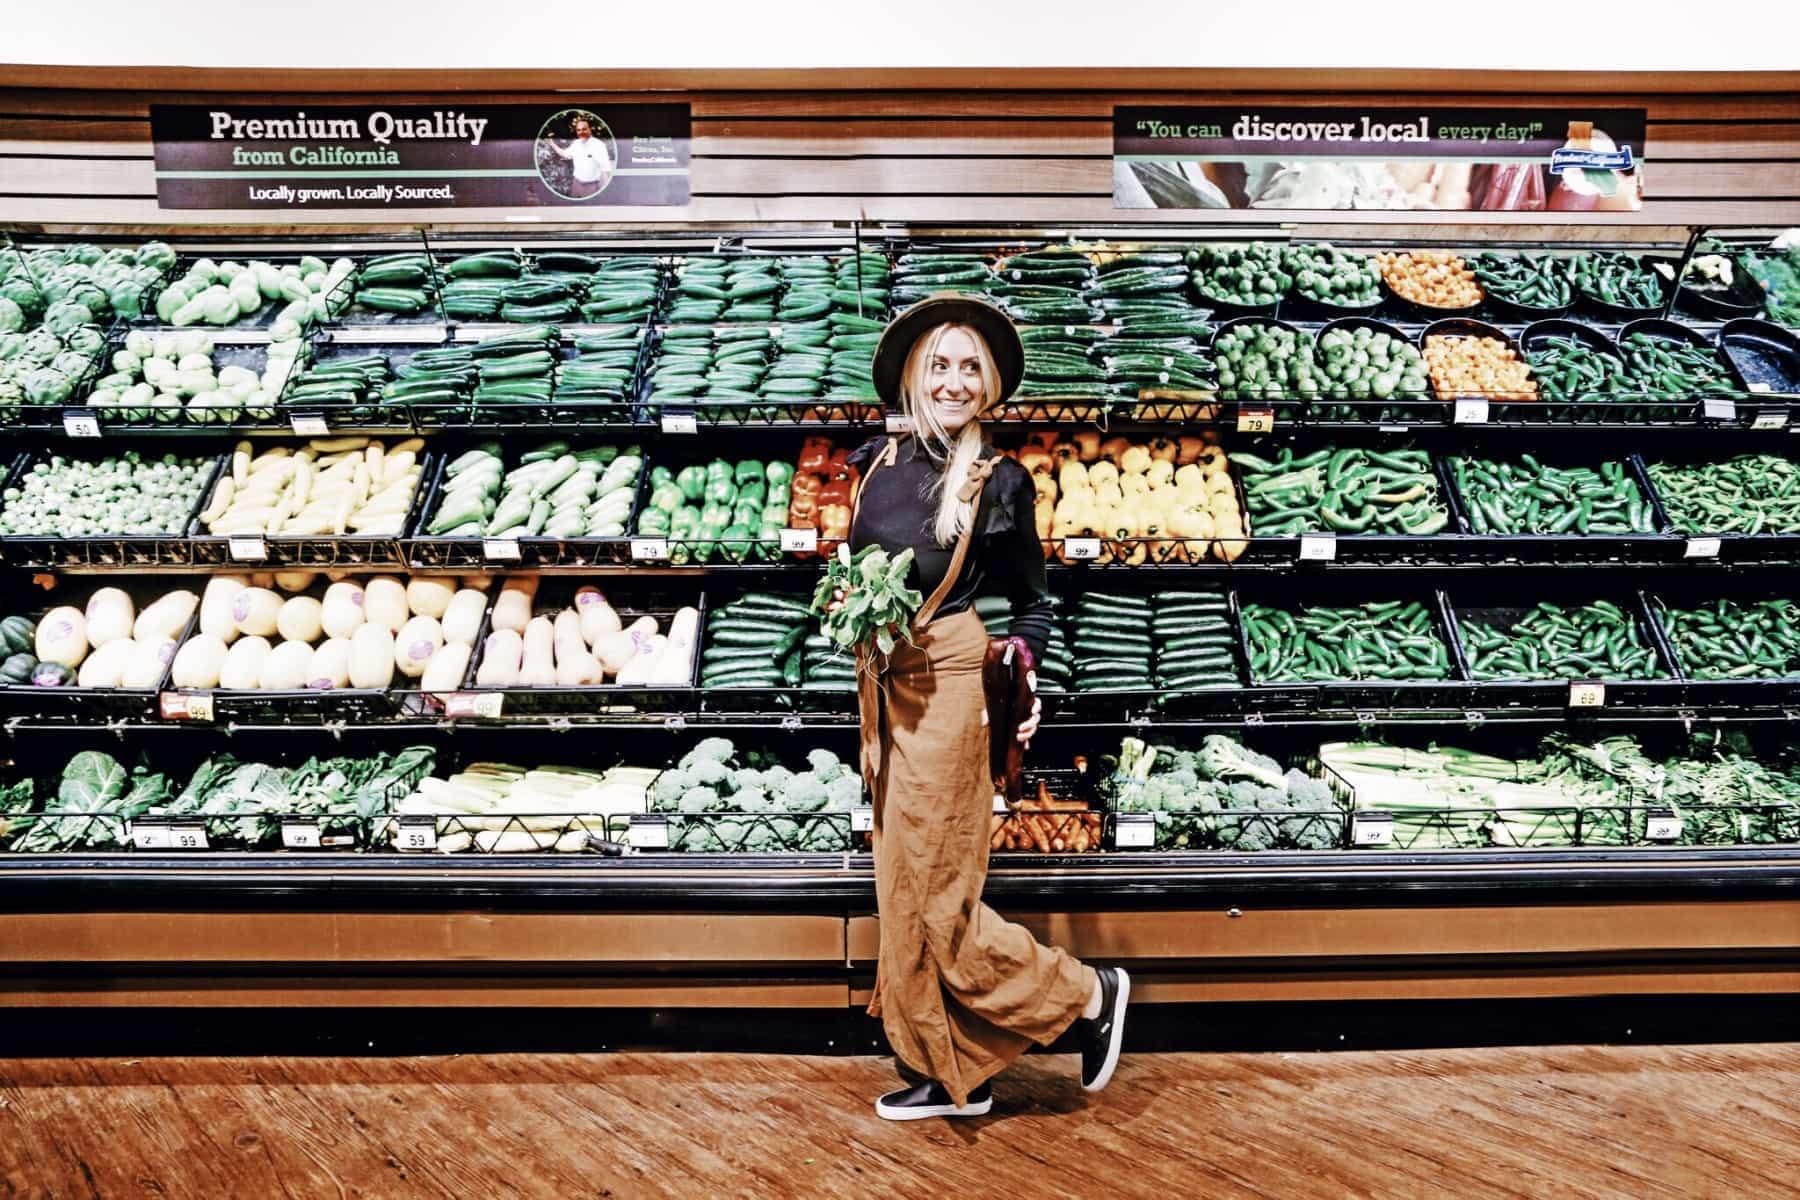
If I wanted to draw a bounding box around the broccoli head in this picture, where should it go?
[678,786,721,814]
[1224,780,1288,811]
[1229,818,1280,852]
[825,774,863,811]
[730,768,765,794]
[805,748,856,783]
[679,737,737,773]
[1278,812,1340,850]
[779,774,830,813]
[743,822,782,852]
[651,770,689,811]
[686,758,731,788]
[732,786,772,812]
[1282,769,1337,811]
[800,817,849,852]
[761,764,795,792]
[713,818,748,848]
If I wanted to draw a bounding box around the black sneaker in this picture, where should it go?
[873,1080,993,1121]
[1080,966,1130,1092]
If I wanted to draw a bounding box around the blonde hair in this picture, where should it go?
[900,323,1000,547]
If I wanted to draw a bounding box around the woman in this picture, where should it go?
[847,293,1129,1122]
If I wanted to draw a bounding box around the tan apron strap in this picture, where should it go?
[913,454,1001,629]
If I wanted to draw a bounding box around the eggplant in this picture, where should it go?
[983,635,1038,807]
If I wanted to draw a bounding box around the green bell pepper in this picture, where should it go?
[765,461,795,487]
[650,482,685,514]
[735,479,767,508]
[676,465,707,502]
[650,464,674,487]
[637,507,672,534]
[705,458,732,481]
[733,460,766,487]
[700,502,732,529]
[703,476,737,506]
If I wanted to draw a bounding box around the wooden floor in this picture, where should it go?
[2,1044,1799,1198]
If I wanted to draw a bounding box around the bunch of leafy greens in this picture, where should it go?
[4,745,435,852]
[811,545,925,656]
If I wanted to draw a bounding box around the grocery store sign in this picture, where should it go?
[1113,105,1646,212]
[149,103,691,210]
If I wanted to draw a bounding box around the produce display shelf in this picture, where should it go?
[5,222,1800,1014]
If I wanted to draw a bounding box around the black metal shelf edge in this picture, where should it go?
[2,846,1799,909]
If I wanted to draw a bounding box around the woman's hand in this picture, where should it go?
[1015,694,1042,745]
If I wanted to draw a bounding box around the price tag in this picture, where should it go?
[1683,537,1722,560]
[1299,533,1338,562]
[1377,424,1411,434]
[851,806,874,833]
[395,816,438,851]
[130,821,171,850]
[1453,397,1490,425]
[1113,813,1156,849]
[228,535,268,562]
[1645,809,1683,842]
[660,413,698,435]
[159,691,215,722]
[482,538,521,562]
[993,793,1009,814]
[1569,681,1607,708]
[445,692,505,719]
[779,527,818,554]
[168,822,209,851]
[280,820,322,850]
[62,410,101,439]
[1752,408,1790,431]
[884,413,914,435]
[629,537,669,562]
[630,813,669,849]
[1062,536,1102,560]
[1702,397,1738,422]
[289,414,331,437]
[1236,405,1275,434]
[1352,812,1395,847]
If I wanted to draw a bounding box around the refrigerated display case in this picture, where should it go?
[1,222,1797,1011]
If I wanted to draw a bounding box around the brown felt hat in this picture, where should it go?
[871,293,1025,409]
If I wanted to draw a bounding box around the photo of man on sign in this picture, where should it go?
[536,110,616,200]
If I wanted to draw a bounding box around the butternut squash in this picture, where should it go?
[308,637,352,689]
[83,588,135,648]
[133,589,198,644]
[200,577,247,643]
[171,634,229,689]
[232,587,283,638]
[475,628,523,687]
[348,623,396,689]
[575,586,622,645]
[321,581,366,640]
[394,615,444,679]
[276,596,325,644]
[441,589,487,646]
[363,577,408,634]
[519,616,557,687]
[220,636,272,690]
[259,640,314,690]
[405,578,455,620]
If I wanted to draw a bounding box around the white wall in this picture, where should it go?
[6,0,1799,74]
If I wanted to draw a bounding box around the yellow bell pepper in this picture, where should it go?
[1120,444,1154,475]
[1087,460,1120,489]
[1058,461,1090,494]
[1146,459,1176,489]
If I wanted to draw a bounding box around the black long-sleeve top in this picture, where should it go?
[847,436,1055,660]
